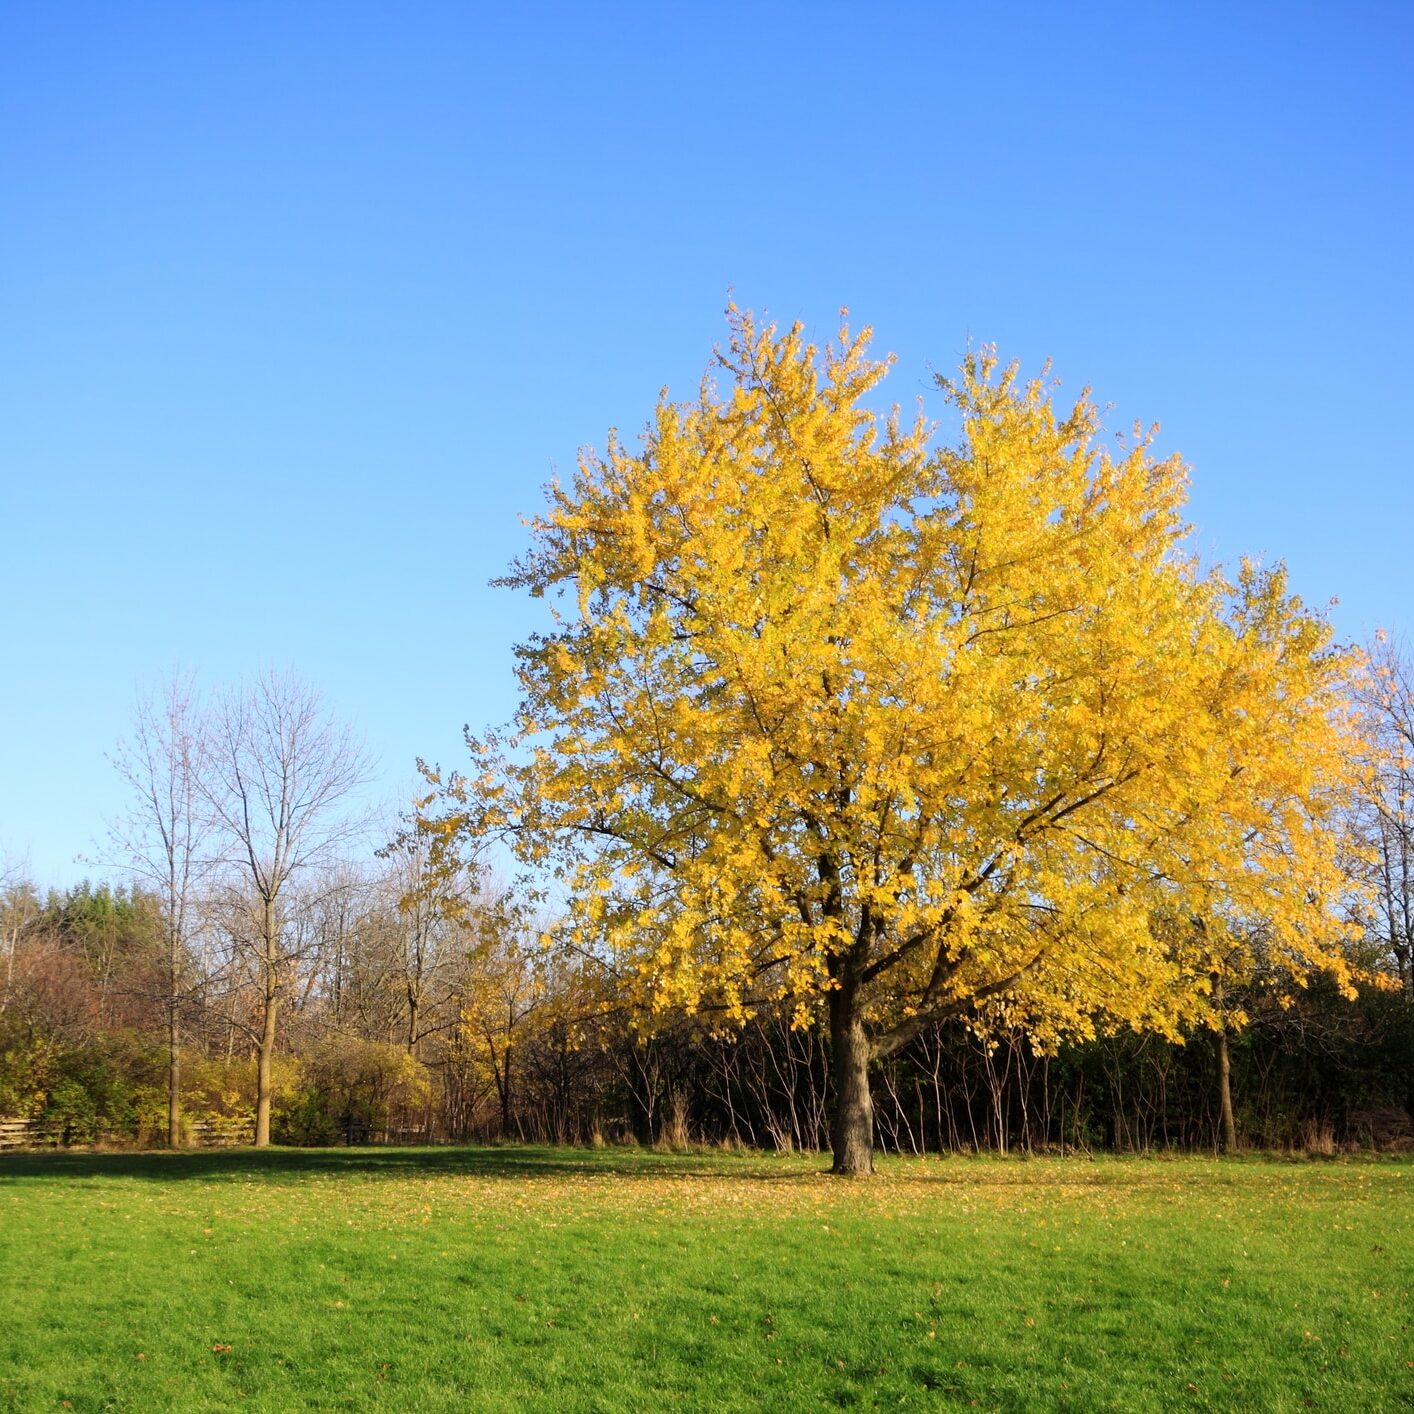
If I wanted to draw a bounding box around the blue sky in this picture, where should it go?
[2,2,1410,888]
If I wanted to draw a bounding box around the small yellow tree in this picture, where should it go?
[452,308,1364,1174]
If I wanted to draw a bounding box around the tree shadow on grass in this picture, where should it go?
[0,1145,1295,1188]
[0,1143,832,1186]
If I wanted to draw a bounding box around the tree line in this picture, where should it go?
[2,642,1409,1160]
[4,311,1413,1167]
[0,858,1409,1156]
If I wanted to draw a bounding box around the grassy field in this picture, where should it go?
[0,1146,1409,1411]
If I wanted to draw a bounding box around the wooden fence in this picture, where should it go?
[186,1116,253,1147]
[0,1116,254,1149]
[0,1119,61,1150]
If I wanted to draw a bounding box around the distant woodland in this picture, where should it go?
[1,852,1410,1156]
[2,639,1410,1160]
[5,322,1414,1161]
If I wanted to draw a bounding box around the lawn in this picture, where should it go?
[0,1146,1409,1411]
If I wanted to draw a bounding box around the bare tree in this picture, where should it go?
[303,862,374,1032]
[377,805,496,1058]
[0,855,41,1018]
[464,916,543,1137]
[206,671,371,1146]
[109,675,214,1145]
[1357,635,1414,996]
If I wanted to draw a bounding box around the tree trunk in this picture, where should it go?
[255,991,278,1147]
[1217,1025,1238,1154]
[167,996,181,1147]
[2,923,16,1013]
[829,989,874,1175]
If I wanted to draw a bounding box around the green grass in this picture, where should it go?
[0,1146,1410,1411]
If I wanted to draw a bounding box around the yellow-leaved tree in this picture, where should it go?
[446,308,1364,1174]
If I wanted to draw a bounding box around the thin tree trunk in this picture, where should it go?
[167,995,182,1147]
[255,990,277,1147]
[1,923,16,1014]
[1217,1025,1238,1154]
[829,987,874,1175]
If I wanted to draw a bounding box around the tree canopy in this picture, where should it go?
[448,308,1365,1173]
